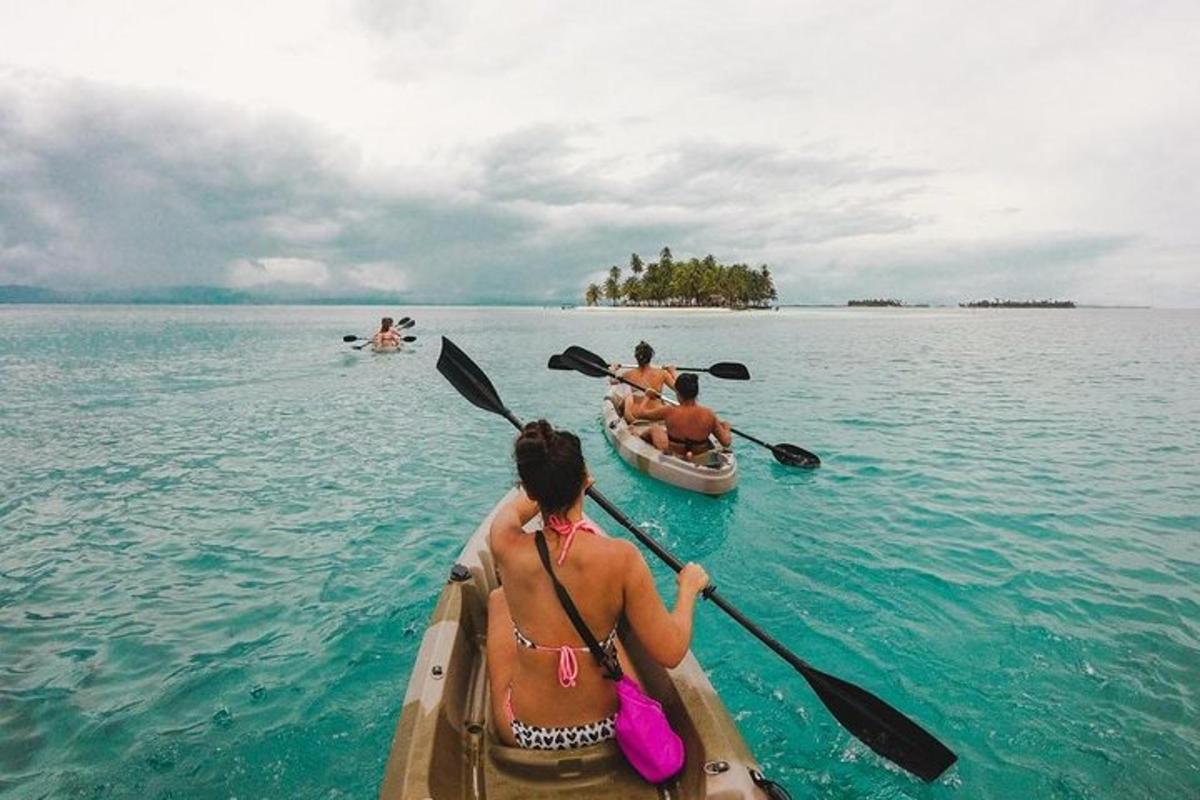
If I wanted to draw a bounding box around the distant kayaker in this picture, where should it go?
[633,373,732,459]
[372,317,401,348]
[613,341,676,423]
[486,420,709,749]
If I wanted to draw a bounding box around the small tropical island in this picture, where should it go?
[584,247,777,308]
[960,299,1076,308]
[848,298,904,307]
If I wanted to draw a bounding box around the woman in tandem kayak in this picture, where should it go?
[371,317,402,349]
[487,421,709,749]
[614,341,676,423]
[634,373,733,459]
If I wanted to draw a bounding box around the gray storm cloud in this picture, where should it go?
[0,76,942,301]
[0,51,1194,305]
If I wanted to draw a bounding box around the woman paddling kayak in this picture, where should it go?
[372,317,402,350]
[487,420,709,749]
[613,341,676,424]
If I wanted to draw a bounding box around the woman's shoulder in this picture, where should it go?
[488,507,526,552]
[587,531,638,566]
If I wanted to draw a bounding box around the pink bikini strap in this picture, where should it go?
[545,514,600,565]
[556,646,579,688]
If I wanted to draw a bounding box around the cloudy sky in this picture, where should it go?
[1,1,1197,305]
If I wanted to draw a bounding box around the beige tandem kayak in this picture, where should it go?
[379,489,774,799]
[601,386,738,496]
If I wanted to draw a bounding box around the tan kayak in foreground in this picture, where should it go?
[379,488,777,799]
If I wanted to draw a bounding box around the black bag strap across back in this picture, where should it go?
[534,530,623,680]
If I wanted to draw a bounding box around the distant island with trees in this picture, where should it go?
[584,248,777,308]
[842,297,1076,308]
[960,299,1076,308]
[848,298,903,307]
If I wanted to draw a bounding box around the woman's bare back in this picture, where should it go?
[485,488,707,746]
[491,523,633,728]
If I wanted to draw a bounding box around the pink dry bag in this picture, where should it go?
[613,675,685,782]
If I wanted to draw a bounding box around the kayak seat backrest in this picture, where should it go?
[481,629,675,797]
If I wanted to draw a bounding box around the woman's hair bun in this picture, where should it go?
[515,421,551,461]
[514,420,585,514]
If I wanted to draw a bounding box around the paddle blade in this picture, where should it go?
[342,335,361,342]
[437,337,510,419]
[773,443,821,468]
[398,318,415,329]
[708,361,751,381]
[401,335,417,342]
[547,354,572,370]
[562,346,613,378]
[799,663,956,782]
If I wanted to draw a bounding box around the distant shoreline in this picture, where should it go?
[0,299,1161,311]
[573,305,737,313]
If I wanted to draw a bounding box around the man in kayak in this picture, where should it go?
[371,317,402,349]
[613,341,676,424]
[486,420,709,749]
[633,373,732,459]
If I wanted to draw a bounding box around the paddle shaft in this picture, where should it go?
[585,485,812,670]
[614,363,716,374]
[356,334,416,349]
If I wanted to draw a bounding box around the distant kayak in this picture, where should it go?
[601,386,737,496]
[371,342,402,354]
[379,489,775,798]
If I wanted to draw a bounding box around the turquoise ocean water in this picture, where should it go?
[1,305,1197,799]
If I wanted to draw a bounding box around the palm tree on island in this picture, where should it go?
[584,247,777,308]
[605,266,622,305]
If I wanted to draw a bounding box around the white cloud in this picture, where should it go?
[258,214,345,244]
[346,261,408,291]
[227,258,330,288]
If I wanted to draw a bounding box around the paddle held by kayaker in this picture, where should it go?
[486,420,709,749]
[612,341,676,423]
[634,373,732,458]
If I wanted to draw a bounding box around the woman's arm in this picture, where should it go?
[633,404,670,422]
[619,542,709,668]
[488,488,541,546]
[662,366,678,390]
[713,415,733,447]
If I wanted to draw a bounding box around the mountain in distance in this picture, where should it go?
[0,284,410,306]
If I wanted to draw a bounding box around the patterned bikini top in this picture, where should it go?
[511,513,617,688]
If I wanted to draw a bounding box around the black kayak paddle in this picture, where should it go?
[345,335,420,350]
[553,345,820,468]
[550,355,749,381]
[612,361,751,380]
[352,334,416,350]
[438,336,955,782]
